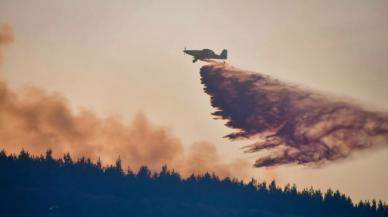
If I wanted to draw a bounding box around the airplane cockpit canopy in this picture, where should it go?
[202,49,214,55]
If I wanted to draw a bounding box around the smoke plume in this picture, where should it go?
[0,24,14,64]
[200,63,388,168]
[0,25,249,178]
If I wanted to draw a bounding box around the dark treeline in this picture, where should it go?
[0,149,387,217]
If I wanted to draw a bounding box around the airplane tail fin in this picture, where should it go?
[220,49,227,59]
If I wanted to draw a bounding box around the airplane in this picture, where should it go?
[183,48,227,63]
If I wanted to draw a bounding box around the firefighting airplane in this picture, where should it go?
[183,48,227,63]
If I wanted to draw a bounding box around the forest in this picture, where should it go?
[0,149,387,217]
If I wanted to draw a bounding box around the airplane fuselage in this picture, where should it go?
[184,48,227,63]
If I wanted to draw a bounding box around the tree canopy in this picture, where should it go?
[0,149,386,217]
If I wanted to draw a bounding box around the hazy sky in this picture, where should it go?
[1,0,388,202]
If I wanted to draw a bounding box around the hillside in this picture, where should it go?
[0,149,387,217]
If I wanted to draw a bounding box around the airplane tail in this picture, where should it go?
[220,49,227,59]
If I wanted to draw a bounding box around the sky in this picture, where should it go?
[1,0,388,202]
